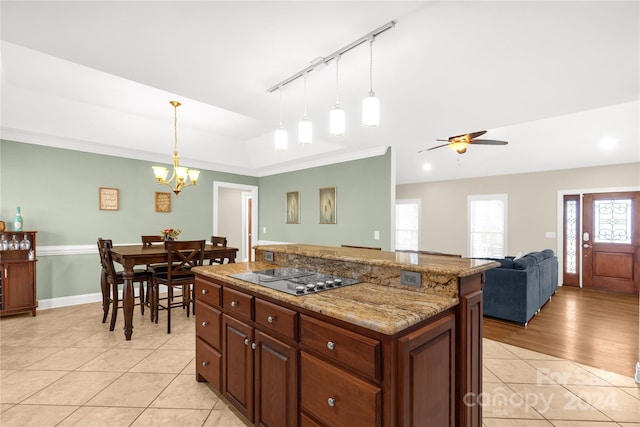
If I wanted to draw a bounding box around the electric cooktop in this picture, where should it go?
[228,267,360,296]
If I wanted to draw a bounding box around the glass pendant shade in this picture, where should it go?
[298,116,312,144]
[152,166,169,182]
[275,126,288,151]
[362,92,380,127]
[330,105,346,136]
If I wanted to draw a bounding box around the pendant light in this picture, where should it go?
[298,71,312,144]
[274,86,288,151]
[362,37,380,127]
[329,55,346,136]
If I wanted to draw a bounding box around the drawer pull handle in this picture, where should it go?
[201,289,208,294]
[327,397,336,407]
[201,321,208,327]
[202,361,209,367]
[327,341,335,350]
[267,316,275,323]
[231,301,238,307]
[244,338,250,346]
[251,342,257,350]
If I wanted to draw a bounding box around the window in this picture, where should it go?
[468,194,507,258]
[395,199,420,250]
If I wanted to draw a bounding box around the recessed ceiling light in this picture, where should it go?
[600,137,617,150]
[422,163,432,171]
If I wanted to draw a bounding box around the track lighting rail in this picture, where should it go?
[266,20,395,93]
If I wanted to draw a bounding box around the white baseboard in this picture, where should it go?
[37,288,147,310]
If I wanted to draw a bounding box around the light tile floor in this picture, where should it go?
[0,302,638,426]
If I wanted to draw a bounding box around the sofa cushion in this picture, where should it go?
[497,259,515,269]
[526,252,545,263]
[541,249,555,259]
[513,255,537,270]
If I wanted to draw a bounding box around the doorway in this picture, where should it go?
[213,181,258,263]
[561,190,640,294]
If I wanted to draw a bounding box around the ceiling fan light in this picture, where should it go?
[298,117,312,144]
[275,126,288,151]
[330,105,345,136]
[362,92,380,127]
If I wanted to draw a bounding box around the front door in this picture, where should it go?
[582,192,640,294]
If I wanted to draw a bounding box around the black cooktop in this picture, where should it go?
[228,268,360,296]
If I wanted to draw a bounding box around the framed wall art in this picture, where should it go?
[155,192,172,213]
[99,187,119,211]
[286,191,300,224]
[319,187,336,224]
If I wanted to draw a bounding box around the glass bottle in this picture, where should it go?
[9,234,19,250]
[20,234,31,250]
[0,235,8,251]
[14,207,23,232]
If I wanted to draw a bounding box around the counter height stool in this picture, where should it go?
[141,235,169,273]
[97,238,152,331]
[150,240,205,333]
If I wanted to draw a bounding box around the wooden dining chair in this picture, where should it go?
[150,240,205,333]
[208,236,228,265]
[97,238,152,331]
[141,235,169,273]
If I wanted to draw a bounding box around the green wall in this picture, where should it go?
[0,139,258,302]
[258,149,392,250]
[0,140,393,304]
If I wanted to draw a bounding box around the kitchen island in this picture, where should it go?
[192,244,499,427]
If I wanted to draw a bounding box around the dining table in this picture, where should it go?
[109,243,237,340]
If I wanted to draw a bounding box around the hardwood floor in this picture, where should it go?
[483,285,639,377]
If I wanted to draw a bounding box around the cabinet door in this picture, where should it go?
[4,262,34,310]
[222,314,254,422]
[397,313,456,427]
[254,330,298,427]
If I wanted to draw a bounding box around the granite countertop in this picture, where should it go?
[193,262,459,336]
[256,243,498,277]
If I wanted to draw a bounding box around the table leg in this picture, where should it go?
[122,266,135,340]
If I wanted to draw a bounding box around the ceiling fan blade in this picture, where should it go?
[418,142,451,153]
[468,130,487,139]
[469,139,508,145]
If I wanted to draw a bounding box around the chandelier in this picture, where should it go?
[152,101,200,196]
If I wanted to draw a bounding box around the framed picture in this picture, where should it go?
[155,192,172,213]
[286,191,300,224]
[99,187,119,211]
[319,187,337,224]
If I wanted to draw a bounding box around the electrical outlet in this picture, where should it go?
[400,270,421,288]
[263,226,267,233]
[265,251,274,262]
[374,230,380,240]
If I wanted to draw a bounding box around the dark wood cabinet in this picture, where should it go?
[0,231,37,317]
[223,314,254,420]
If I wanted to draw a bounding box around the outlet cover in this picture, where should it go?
[400,270,421,288]
[264,251,274,262]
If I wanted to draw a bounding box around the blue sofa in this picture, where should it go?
[482,249,558,326]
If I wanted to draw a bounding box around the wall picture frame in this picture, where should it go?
[155,192,172,213]
[319,187,337,224]
[99,187,119,211]
[286,191,300,224]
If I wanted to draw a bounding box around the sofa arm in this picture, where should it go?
[483,267,540,325]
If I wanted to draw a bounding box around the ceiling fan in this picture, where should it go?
[418,130,508,154]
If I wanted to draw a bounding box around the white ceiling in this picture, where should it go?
[1,1,638,184]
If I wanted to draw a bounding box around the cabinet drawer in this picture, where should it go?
[196,337,221,391]
[195,278,221,308]
[195,300,221,350]
[223,287,253,321]
[255,298,297,340]
[300,352,381,427]
[300,315,380,380]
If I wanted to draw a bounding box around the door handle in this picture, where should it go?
[583,244,592,248]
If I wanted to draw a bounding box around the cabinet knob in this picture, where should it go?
[201,289,208,295]
[327,397,336,407]
[202,361,209,367]
[244,338,250,346]
[201,321,208,327]
[327,341,335,350]
[231,301,238,307]
[251,342,257,350]
[267,316,275,323]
